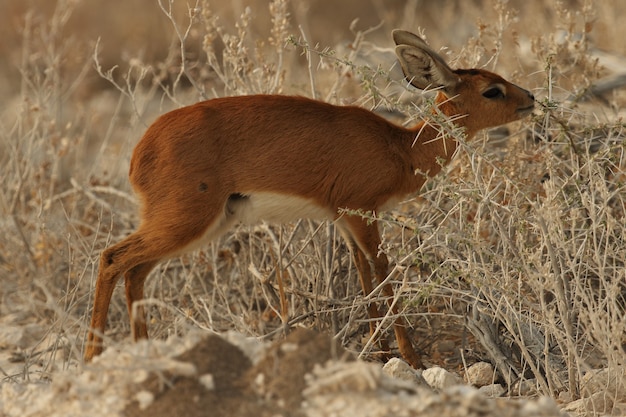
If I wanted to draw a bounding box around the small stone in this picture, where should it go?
[199,373,215,390]
[511,378,538,396]
[382,358,429,387]
[558,390,573,403]
[465,362,495,387]
[521,396,565,415]
[581,367,626,398]
[477,383,505,397]
[280,342,299,353]
[422,366,462,390]
[0,324,43,349]
[135,390,154,410]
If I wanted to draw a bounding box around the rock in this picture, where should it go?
[1,329,574,417]
[223,330,267,365]
[135,391,154,410]
[199,373,215,390]
[511,378,538,396]
[0,323,44,349]
[580,367,626,399]
[422,366,463,390]
[557,390,574,403]
[563,366,626,415]
[382,358,429,388]
[519,396,568,416]
[305,361,397,396]
[465,362,495,387]
[611,402,626,416]
[563,398,590,415]
[565,391,622,416]
[478,383,505,397]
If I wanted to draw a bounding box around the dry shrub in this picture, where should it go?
[385,0,626,400]
[2,0,626,409]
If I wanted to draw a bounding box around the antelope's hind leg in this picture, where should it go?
[124,261,159,341]
[85,232,159,361]
[84,194,239,361]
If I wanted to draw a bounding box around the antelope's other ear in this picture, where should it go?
[392,29,461,93]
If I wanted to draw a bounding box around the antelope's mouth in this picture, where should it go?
[516,104,535,116]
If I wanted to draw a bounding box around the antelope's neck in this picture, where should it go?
[406,92,474,178]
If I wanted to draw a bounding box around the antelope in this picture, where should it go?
[84,30,535,367]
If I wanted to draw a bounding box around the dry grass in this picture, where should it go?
[2,0,626,411]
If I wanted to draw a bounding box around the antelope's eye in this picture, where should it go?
[482,87,505,99]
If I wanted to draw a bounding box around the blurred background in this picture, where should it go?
[1,0,624,99]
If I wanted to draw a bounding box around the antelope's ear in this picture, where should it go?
[393,29,461,93]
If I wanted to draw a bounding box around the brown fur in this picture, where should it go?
[84,31,535,368]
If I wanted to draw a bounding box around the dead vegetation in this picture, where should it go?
[2,0,626,415]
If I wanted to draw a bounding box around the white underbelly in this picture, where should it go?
[234,192,334,224]
[175,192,334,256]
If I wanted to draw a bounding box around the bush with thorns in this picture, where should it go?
[1,0,625,410]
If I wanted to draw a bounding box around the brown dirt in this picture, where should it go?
[124,328,345,417]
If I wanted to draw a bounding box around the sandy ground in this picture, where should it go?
[1,324,574,417]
